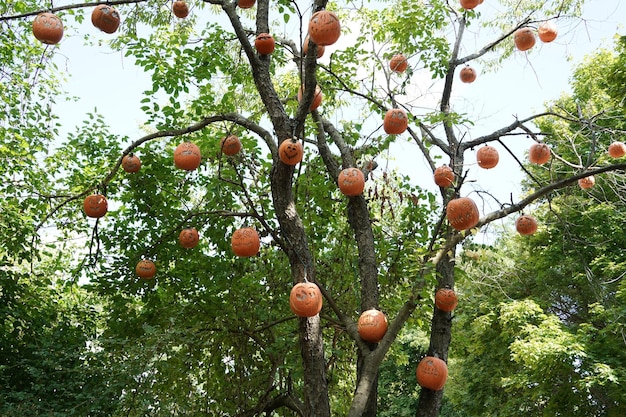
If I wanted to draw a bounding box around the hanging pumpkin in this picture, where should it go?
[122,154,141,173]
[32,13,64,45]
[578,175,595,190]
[255,33,275,55]
[278,138,304,166]
[338,168,365,197]
[459,66,477,83]
[174,141,201,171]
[303,35,325,58]
[172,1,189,18]
[308,10,341,46]
[537,21,558,43]
[528,142,551,165]
[297,84,323,111]
[515,214,538,236]
[433,165,455,188]
[231,227,260,257]
[608,141,626,158]
[289,282,323,317]
[416,356,448,391]
[220,134,242,156]
[83,194,108,218]
[476,145,499,169]
[357,309,388,343]
[91,4,121,34]
[237,0,255,8]
[383,108,408,135]
[435,288,458,312]
[459,0,480,10]
[389,54,408,73]
[446,197,479,231]
[136,259,156,279]
[179,227,200,249]
[514,27,536,51]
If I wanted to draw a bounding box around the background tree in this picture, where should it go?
[1,1,625,416]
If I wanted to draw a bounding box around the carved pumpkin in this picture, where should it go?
[174,142,201,171]
[91,4,121,34]
[172,1,189,18]
[446,197,479,231]
[255,33,275,55]
[338,168,365,197]
[514,27,536,51]
[179,227,200,249]
[32,13,64,45]
[389,54,408,73]
[578,175,595,190]
[237,0,256,8]
[515,215,538,236]
[231,227,260,257]
[83,194,108,218]
[416,356,448,391]
[122,154,141,173]
[303,35,325,58]
[278,138,304,166]
[476,145,499,169]
[459,0,480,10]
[308,10,341,46]
[297,84,323,111]
[459,66,477,83]
[608,141,626,158]
[434,165,455,188]
[528,142,551,165]
[220,134,242,156]
[435,288,458,312]
[357,309,388,343]
[383,108,408,135]
[136,259,156,279]
[289,282,323,317]
[538,21,558,43]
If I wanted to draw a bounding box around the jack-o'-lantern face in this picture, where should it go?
[278,139,304,165]
[289,282,323,317]
[338,167,365,196]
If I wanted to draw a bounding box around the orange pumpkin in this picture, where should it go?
[357,309,388,343]
[83,194,108,219]
[289,282,323,317]
[91,4,121,34]
[528,142,551,165]
[459,0,480,10]
[136,259,156,279]
[303,35,325,58]
[297,84,323,111]
[578,175,595,190]
[338,168,365,196]
[174,142,201,171]
[308,10,341,46]
[237,0,256,8]
[435,288,459,312]
[255,33,275,55]
[231,227,260,257]
[172,1,189,18]
[538,21,558,43]
[515,215,538,236]
[383,108,408,135]
[278,138,304,166]
[122,154,141,173]
[32,13,64,45]
[220,134,242,156]
[416,356,448,391]
[433,165,455,188]
[459,66,477,83]
[179,227,200,249]
[446,197,479,231]
[608,141,626,158]
[389,54,408,73]
[514,27,536,51]
[476,145,499,169]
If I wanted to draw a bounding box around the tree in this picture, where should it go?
[1,0,625,416]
